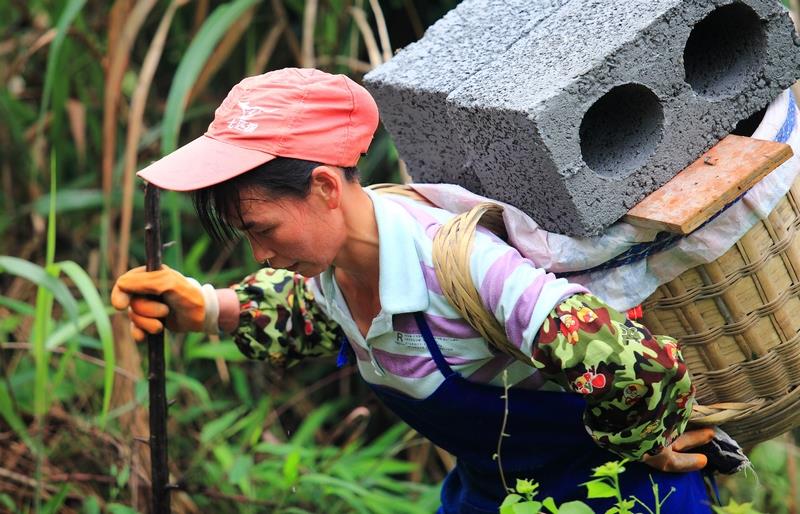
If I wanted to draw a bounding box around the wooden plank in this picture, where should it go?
[623,135,793,234]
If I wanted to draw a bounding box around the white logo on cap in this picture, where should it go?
[228,101,269,133]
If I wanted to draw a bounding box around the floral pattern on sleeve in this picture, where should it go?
[532,293,694,460]
[231,268,343,368]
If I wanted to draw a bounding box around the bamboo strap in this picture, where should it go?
[690,399,766,425]
[430,202,531,363]
[370,184,524,361]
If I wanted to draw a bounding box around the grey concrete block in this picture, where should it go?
[369,0,800,236]
[364,0,570,194]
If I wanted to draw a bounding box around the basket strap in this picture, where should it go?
[431,202,533,365]
[370,185,529,364]
[369,183,509,239]
[689,399,765,425]
[367,183,434,206]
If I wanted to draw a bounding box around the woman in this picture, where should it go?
[111,68,715,513]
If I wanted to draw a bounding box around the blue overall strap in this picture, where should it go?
[413,312,457,378]
[336,336,353,368]
[703,472,722,506]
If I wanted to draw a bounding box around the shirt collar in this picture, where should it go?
[319,188,430,316]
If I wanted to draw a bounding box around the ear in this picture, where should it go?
[310,166,343,209]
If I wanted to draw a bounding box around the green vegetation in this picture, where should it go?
[2,1,800,513]
[500,460,669,514]
[0,2,450,511]
[500,459,773,514]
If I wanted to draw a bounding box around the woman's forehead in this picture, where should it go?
[231,189,301,225]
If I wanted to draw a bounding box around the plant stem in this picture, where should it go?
[145,184,171,513]
[614,473,622,504]
[495,369,510,492]
[632,476,658,514]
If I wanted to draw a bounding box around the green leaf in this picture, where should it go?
[591,459,627,478]
[161,0,261,154]
[0,381,38,452]
[106,504,140,514]
[50,339,79,407]
[300,474,374,504]
[283,448,301,486]
[0,494,15,511]
[212,444,236,470]
[32,262,59,416]
[617,498,636,512]
[325,488,372,514]
[38,0,87,130]
[500,494,523,514]
[44,307,116,350]
[46,153,57,264]
[234,397,269,447]
[58,260,115,426]
[0,256,78,319]
[183,235,211,278]
[0,295,35,315]
[542,497,559,513]
[712,499,766,514]
[229,453,254,484]
[29,189,105,215]
[512,501,542,514]
[557,501,596,514]
[353,423,409,458]
[166,370,211,403]
[185,341,246,362]
[0,315,21,342]
[200,405,247,444]
[231,366,254,406]
[42,484,70,514]
[290,403,338,446]
[116,463,131,489]
[80,496,100,514]
[583,478,618,499]
[749,441,786,475]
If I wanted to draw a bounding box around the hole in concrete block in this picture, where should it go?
[732,104,768,136]
[684,3,766,99]
[579,83,664,179]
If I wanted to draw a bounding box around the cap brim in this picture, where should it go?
[137,135,277,191]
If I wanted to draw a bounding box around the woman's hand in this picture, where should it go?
[111,265,208,341]
[641,427,715,473]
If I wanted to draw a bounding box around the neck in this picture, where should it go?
[333,185,380,292]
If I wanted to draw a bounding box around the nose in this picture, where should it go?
[249,239,275,265]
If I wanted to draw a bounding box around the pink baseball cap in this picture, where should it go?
[137,68,380,191]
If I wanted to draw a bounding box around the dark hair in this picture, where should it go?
[192,157,359,244]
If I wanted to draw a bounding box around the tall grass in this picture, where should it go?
[0,1,442,511]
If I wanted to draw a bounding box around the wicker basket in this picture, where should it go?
[373,180,800,447]
[640,176,800,447]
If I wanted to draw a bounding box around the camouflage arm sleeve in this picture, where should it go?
[231,268,343,368]
[532,293,694,460]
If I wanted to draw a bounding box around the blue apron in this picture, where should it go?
[365,313,713,514]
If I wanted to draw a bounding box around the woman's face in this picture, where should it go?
[235,184,347,277]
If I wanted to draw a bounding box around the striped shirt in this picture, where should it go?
[307,188,587,398]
